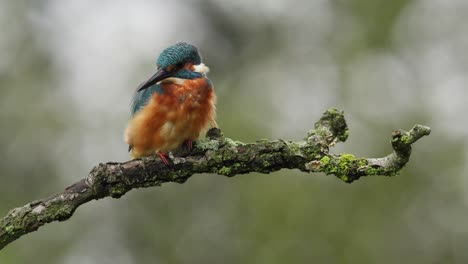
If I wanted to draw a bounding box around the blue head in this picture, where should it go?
[137,42,209,91]
[157,42,201,69]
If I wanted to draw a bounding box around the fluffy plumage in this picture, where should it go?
[125,43,216,159]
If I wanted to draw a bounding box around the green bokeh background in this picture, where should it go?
[1,0,467,263]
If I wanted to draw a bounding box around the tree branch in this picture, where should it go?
[0,108,431,250]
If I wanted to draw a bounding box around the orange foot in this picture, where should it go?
[158,152,171,165]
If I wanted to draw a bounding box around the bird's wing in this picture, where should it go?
[128,83,164,152]
[130,83,164,116]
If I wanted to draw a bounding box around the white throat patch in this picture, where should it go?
[159,77,185,85]
[194,63,210,74]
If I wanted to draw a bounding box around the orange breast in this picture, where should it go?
[125,78,216,157]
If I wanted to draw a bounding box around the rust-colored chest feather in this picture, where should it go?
[125,78,216,157]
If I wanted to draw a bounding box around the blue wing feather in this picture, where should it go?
[128,83,164,152]
[131,83,164,116]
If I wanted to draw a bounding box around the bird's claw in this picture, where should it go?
[184,140,194,151]
[158,152,171,165]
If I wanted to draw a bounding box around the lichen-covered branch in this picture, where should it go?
[0,108,431,250]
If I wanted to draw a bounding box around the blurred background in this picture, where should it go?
[1,0,467,263]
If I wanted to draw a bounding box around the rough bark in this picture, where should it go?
[0,109,431,250]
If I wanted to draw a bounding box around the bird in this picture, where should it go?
[125,42,217,164]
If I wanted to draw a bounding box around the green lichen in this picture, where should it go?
[315,128,329,139]
[322,154,354,182]
[365,166,382,175]
[196,139,219,151]
[364,165,398,177]
[301,141,321,160]
[400,134,411,144]
[205,150,223,163]
[109,184,128,198]
[224,138,245,147]
[283,141,302,158]
[321,108,348,142]
[218,166,232,176]
[358,159,368,167]
[4,226,14,235]
[320,156,331,165]
[218,163,245,176]
[323,108,341,117]
[339,129,350,142]
[318,154,367,183]
[338,154,355,173]
[231,163,243,171]
[319,157,337,175]
[54,205,75,221]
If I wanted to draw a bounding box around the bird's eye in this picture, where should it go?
[176,63,184,69]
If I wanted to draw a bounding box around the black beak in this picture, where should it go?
[137,68,172,91]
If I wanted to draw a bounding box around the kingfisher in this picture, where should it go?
[125,42,217,164]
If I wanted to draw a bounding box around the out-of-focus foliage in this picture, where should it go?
[1,0,467,263]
